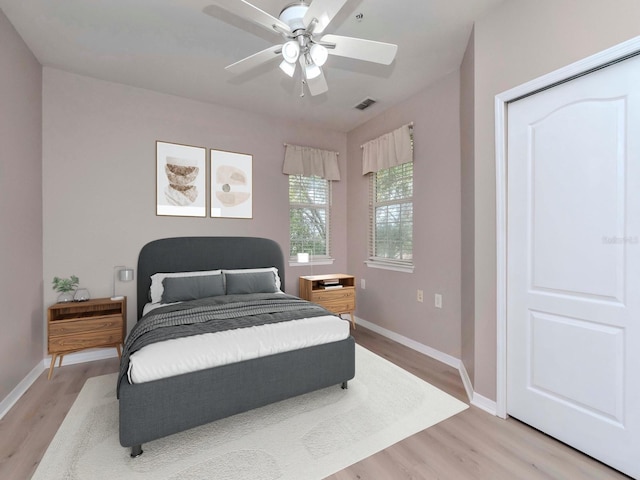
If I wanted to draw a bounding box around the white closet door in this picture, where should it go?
[507,54,640,479]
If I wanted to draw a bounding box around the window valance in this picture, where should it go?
[283,144,341,181]
[361,123,413,175]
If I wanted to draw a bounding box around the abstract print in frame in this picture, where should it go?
[210,149,253,218]
[156,141,207,217]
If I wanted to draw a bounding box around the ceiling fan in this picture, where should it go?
[204,0,398,96]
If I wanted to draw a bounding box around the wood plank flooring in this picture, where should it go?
[0,327,630,479]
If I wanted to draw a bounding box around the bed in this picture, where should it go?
[117,236,356,457]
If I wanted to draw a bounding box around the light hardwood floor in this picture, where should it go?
[0,327,630,479]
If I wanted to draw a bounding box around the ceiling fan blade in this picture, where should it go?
[303,0,348,35]
[204,1,291,36]
[306,69,329,96]
[225,45,282,75]
[322,34,398,65]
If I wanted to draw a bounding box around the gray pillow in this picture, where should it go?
[225,271,278,294]
[161,274,225,303]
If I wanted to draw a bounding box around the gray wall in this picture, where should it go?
[471,0,640,400]
[42,68,348,332]
[346,71,462,358]
[0,9,43,399]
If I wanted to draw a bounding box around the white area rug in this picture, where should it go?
[32,345,468,480]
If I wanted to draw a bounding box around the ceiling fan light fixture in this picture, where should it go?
[282,40,300,63]
[309,43,328,66]
[279,59,296,77]
[305,62,322,80]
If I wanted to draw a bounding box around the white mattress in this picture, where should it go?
[127,308,350,384]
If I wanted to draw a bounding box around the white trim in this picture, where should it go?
[471,392,498,416]
[364,261,414,273]
[42,347,119,369]
[458,361,475,404]
[356,316,475,404]
[494,35,640,421]
[1,348,120,420]
[0,362,45,420]
[356,317,461,369]
[289,257,335,267]
[495,93,508,420]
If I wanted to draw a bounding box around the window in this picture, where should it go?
[289,175,331,261]
[369,161,413,270]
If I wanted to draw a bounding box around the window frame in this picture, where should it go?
[367,161,415,273]
[288,174,334,266]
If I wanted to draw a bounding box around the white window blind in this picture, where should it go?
[365,124,414,271]
[289,175,332,260]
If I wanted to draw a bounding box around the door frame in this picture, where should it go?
[494,35,640,419]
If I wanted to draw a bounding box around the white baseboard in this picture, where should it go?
[356,317,462,370]
[356,316,492,409]
[1,348,120,420]
[42,347,120,369]
[0,362,45,420]
[458,361,474,403]
[471,392,498,416]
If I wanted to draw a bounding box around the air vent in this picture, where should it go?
[354,98,377,110]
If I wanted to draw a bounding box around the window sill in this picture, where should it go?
[289,257,335,267]
[365,260,414,273]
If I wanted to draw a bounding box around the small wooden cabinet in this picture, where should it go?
[299,274,356,329]
[47,297,126,379]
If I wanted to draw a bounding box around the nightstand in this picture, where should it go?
[47,297,126,379]
[299,274,356,329]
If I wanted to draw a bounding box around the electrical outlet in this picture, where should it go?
[361,278,366,289]
[435,294,443,309]
[417,289,424,303]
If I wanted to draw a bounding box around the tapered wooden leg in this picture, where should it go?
[58,355,64,367]
[116,344,122,359]
[48,354,57,380]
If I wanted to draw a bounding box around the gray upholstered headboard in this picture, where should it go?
[136,237,286,319]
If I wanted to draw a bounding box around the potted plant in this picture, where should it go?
[52,275,79,303]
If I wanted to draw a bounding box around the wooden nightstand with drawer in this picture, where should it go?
[47,297,126,379]
[299,274,356,329]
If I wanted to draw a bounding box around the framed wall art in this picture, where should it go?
[210,149,253,219]
[156,141,207,217]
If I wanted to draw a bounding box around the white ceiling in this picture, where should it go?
[0,0,504,132]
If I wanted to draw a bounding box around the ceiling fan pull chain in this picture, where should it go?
[300,78,306,97]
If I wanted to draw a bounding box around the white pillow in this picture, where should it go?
[149,270,222,304]
[221,267,282,291]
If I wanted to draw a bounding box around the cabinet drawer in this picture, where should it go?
[48,315,122,337]
[48,328,123,354]
[311,288,355,303]
[311,288,355,314]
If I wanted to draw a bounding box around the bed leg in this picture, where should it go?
[130,445,143,458]
[341,381,348,389]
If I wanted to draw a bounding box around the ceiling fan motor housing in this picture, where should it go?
[279,2,309,33]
